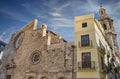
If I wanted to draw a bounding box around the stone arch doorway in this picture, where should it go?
[28,76,34,79]
[58,76,66,79]
[41,76,48,79]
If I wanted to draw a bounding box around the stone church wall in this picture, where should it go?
[0,20,76,79]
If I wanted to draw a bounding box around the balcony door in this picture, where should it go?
[82,52,91,68]
[81,35,90,46]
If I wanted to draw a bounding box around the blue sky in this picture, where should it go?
[0,0,120,48]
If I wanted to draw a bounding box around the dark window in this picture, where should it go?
[82,22,87,28]
[81,35,90,46]
[99,40,105,51]
[101,56,104,69]
[82,52,91,68]
[103,24,107,30]
[101,11,104,14]
[7,75,11,79]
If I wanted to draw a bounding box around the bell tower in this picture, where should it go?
[99,6,115,32]
[99,6,119,50]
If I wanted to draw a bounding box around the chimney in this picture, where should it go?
[41,23,47,37]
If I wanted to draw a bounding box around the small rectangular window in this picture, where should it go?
[82,22,87,28]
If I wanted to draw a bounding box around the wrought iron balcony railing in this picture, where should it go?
[78,61,95,70]
[98,40,105,54]
[101,63,108,73]
[78,40,92,48]
[98,46,105,54]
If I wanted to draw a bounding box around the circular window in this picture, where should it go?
[30,50,42,64]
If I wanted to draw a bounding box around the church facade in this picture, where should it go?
[0,20,76,79]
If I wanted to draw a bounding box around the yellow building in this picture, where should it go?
[74,7,120,79]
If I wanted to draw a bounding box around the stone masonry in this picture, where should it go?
[0,19,76,79]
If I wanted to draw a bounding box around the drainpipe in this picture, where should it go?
[72,45,75,79]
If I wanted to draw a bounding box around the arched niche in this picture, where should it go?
[28,76,34,79]
[41,76,48,79]
[58,76,66,79]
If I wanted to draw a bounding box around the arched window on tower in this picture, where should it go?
[103,24,107,30]
[101,10,104,14]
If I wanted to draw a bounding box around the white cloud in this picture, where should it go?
[52,18,68,21]
[115,1,120,12]
[22,1,72,28]
[0,9,30,23]
[22,1,70,19]
[22,2,49,21]
[50,17,73,27]
[114,19,120,33]
[36,15,47,19]
[49,12,62,17]
[52,3,70,12]
[0,32,7,41]
[0,24,19,43]
[0,32,6,38]
[43,0,70,12]
[45,1,72,28]
[22,3,42,16]
[85,0,99,12]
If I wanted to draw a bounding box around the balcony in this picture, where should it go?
[98,40,106,54]
[78,61,95,70]
[98,46,105,55]
[101,63,108,73]
[78,40,92,48]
